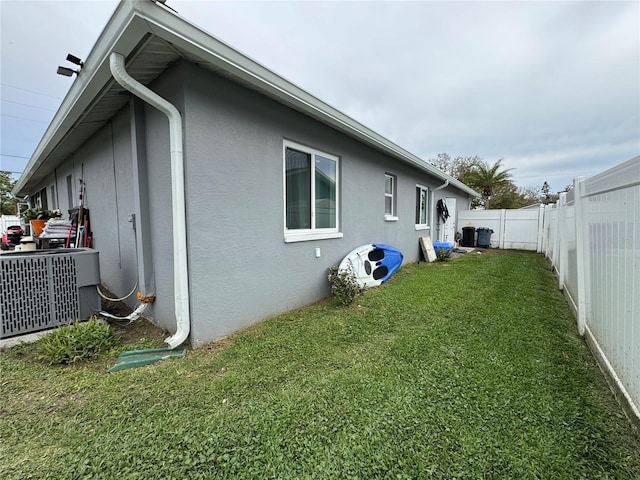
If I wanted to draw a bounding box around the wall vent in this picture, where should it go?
[1,249,100,338]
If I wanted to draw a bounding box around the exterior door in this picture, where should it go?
[441,197,457,243]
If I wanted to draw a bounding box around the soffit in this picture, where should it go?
[44,35,179,168]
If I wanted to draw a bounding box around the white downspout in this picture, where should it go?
[431,180,449,242]
[110,52,190,348]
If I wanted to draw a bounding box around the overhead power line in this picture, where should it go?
[1,113,49,124]
[1,82,63,100]
[1,153,30,159]
[1,99,57,112]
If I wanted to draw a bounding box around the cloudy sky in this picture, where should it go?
[1,0,638,194]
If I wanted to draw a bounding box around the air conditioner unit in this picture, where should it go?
[1,248,100,338]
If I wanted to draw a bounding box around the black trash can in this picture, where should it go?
[476,227,494,248]
[461,226,475,247]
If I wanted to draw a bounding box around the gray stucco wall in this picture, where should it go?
[28,107,139,317]
[26,59,471,346]
[138,66,187,334]
[173,61,470,345]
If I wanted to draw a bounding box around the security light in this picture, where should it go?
[66,53,84,67]
[57,66,78,77]
[57,53,84,77]
[151,0,178,13]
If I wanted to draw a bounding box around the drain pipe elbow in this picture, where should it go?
[109,52,190,349]
[434,179,449,192]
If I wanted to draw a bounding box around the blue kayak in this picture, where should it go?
[338,244,403,288]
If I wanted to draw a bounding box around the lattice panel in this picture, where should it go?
[51,256,78,326]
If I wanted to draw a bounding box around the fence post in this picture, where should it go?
[500,209,506,249]
[536,203,545,253]
[549,202,560,272]
[542,204,551,258]
[573,177,589,336]
[557,193,567,290]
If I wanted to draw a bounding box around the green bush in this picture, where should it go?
[436,249,451,262]
[327,265,364,306]
[38,317,119,364]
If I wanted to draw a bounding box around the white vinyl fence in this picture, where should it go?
[458,156,639,425]
[458,206,545,251]
[1,215,21,233]
[545,156,639,425]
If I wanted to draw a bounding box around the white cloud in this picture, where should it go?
[1,0,638,193]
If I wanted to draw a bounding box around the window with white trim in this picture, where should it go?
[384,173,397,220]
[284,141,340,242]
[415,185,429,229]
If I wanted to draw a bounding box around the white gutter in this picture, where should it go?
[109,51,190,349]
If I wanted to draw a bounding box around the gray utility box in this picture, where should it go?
[1,248,101,338]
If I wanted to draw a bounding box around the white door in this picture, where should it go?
[441,197,457,243]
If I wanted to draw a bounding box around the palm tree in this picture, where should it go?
[462,159,513,209]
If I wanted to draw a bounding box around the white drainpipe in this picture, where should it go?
[432,180,449,241]
[110,52,190,348]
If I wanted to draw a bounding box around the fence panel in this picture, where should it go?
[579,157,640,422]
[457,210,502,248]
[504,209,542,250]
[458,209,542,250]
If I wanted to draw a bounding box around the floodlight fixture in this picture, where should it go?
[151,0,178,13]
[66,53,84,67]
[57,66,78,77]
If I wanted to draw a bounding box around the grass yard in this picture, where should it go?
[1,251,639,479]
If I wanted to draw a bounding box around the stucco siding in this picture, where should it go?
[177,61,471,345]
[134,64,188,334]
[21,59,471,346]
[31,108,139,315]
[78,111,136,306]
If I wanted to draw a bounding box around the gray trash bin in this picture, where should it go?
[476,227,493,247]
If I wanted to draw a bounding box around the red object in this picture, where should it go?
[2,225,23,245]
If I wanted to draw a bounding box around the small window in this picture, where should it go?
[415,185,429,229]
[284,140,341,242]
[39,187,48,210]
[384,173,397,221]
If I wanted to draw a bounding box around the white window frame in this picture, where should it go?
[283,140,342,243]
[415,184,430,231]
[384,173,398,221]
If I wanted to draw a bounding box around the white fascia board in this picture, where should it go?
[14,0,480,199]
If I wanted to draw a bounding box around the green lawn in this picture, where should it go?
[1,251,639,479]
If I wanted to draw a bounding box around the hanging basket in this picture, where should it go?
[30,219,47,236]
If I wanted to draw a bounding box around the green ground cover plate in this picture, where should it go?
[108,347,186,372]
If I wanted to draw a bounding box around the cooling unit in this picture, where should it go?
[1,248,100,338]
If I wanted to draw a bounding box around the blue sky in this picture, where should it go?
[1,0,638,194]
